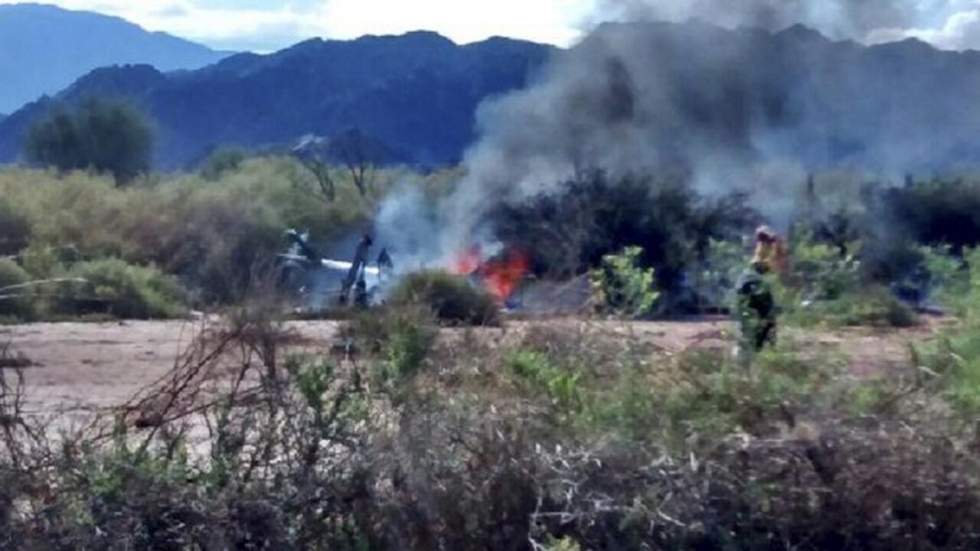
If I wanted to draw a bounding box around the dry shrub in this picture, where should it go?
[52,258,188,319]
[388,271,501,326]
[0,160,380,307]
[0,312,978,550]
[0,199,30,256]
[0,258,33,321]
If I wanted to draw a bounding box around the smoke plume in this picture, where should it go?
[376,3,980,267]
[593,0,921,40]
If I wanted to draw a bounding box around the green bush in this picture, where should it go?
[0,258,34,320]
[0,199,30,256]
[785,285,918,328]
[0,160,386,306]
[344,305,437,387]
[199,147,248,181]
[24,98,154,184]
[388,271,501,326]
[589,246,659,318]
[772,235,917,328]
[507,349,583,415]
[693,238,745,312]
[54,258,187,319]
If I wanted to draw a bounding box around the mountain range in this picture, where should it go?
[0,30,554,168]
[0,3,228,114]
[2,12,980,172]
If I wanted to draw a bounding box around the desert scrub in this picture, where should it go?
[656,346,831,443]
[915,333,980,417]
[342,306,437,396]
[590,246,659,318]
[0,198,31,256]
[0,258,34,321]
[693,237,745,313]
[53,258,188,319]
[506,348,584,417]
[917,244,969,312]
[387,270,501,326]
[781,283,917,328]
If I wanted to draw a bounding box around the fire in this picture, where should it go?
[451,245,529,303]
[452,245,483,276]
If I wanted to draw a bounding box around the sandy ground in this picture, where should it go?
[0,317,944,423]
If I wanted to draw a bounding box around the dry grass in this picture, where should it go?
[0,308,976,549]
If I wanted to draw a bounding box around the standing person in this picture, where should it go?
[752,225,788,276]
[734,259,778,365]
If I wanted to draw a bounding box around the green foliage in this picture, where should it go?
[24,98,154,184]
[2,311,980,549]
[790,235,861,301]
[590,246,659,318]
[199,147,247,181]
[17,243,66,280]
[909,249,980,416]
[917,244,970,313]
[783,284,918,328]
[346,306,437,384]
[0,199,30,256]
[661,347,828,440]
[53,258,187,319]
[384,314,436,381]
[772,235,917,328]
[388,271,501,326]
[693,238,745,312]
[584,362,658,441]
[0,258,34,320]
[507,349,583,414]
[0,159,383,307]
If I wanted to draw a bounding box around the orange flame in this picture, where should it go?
[479,249,530,302]
[451,246,529,303]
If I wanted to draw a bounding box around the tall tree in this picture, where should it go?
[24,98,153,184]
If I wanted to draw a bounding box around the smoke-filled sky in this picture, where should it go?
[4,0,980,52]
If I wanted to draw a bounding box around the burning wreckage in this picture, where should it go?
[275,229,530,311]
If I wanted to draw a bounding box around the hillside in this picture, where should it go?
[0,3,228,114]
[5,21,980,172]
[0,31,554,168]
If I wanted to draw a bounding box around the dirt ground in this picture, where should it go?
[0,317,945,424]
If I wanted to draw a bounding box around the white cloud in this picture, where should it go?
[319,0,593,46]
[0,0,594,51]
[867,2,980,50]
[70,0,326,51]
[5,0,980,52]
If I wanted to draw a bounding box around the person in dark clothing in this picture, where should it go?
[734,260,777,362]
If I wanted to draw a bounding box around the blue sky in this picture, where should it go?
[3,1,980,53]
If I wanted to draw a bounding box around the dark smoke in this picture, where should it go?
[378,7,980,266]
[592,0,929,42]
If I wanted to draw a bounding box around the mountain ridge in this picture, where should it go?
[0,30,556,168]
[3,21,980,172]
[0,3,229,113]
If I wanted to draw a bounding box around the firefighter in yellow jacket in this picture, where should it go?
[752,225,788,276]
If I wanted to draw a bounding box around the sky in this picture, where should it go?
[1,0,597,51]
[3,0,980,53]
